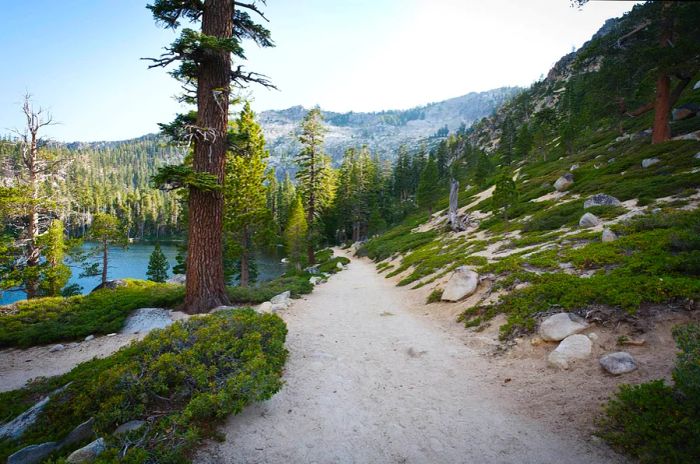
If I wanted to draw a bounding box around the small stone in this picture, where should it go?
[7,442,58,464]
[579,212,601,228]
[114,420,146,436]
[309,276,323,285]
[530,336,545,346]
[539,313,589,342]
[600,352,638,375]
[587,332,599,342]
[641,158,660,168]
[270,291,290,305]
[68,342,79,349]
[584,194,621,209]
[84,335,95,342]
[336,261,344,270]
[270,303,287,313]
[60,417,95,448]
[49,344,65,353]
[553,173,574,192]
[601,228,617,242]
[106,333,116,337]
[570,164,579,171]
[257,302,273,313]
[441,267,479,302]
[548,334,592,369]
[695,152,700,160]
[66,438,106,463]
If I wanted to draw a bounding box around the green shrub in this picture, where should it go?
[317,256,350,274]
[597,323,700,463]
[426,288,443,304]
[0,280,184,348]
[227,274,313,304]
[0,309,288,463]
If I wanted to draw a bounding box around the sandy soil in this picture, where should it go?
[0,311,189,393]
[196,253,626,464]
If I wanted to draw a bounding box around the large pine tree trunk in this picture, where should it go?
[652,1,673,145]
[183,0,232,313]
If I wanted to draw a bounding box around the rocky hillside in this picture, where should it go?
[259,87,520,172]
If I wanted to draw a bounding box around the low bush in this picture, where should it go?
[227,274,313,304]
[597,323,700,463]
[0,309,288,463]
[317,256,350,274]
[0,280,184,348]
[426,288,443,304]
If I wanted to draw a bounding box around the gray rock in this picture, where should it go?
[166,274,186,284]
[695,152,700,160]
[257,301,272,313]
[305,265,320,275]
[601,228,617,242]
[441,267,479,302]
[579,212,601,228]
[548,334,592,369]
[600,352,638,375]
[570,164,579,171]
[68,342,80,349]
[7,442,58,464]
[49,344,65,352]
[336,261,345,270]
[106,333,116,337]
[672,103,699,121]
[211,305,238,313]
[309,276,323,285]
[91,279,127,293]
[641,157,660,168]
[0,396,50,440]
[553,173,574,192]
[66,438,106,463]
[84,335,95,342]
[61,417,95,448]
[120,308,173,334]
[114,420,146,436]
[270,291,290,305]
[539,313,589,342]
[584,194,621,209]
[694,80,700,91]
[270,303,287,313]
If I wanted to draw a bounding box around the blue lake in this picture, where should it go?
[0,242,286,305]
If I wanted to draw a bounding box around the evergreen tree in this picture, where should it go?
[224,103,274,287]
[416,156,441,215]
[295,107,336,264]
[284,195,308,271]
[147,243,170,283]
[147,0,274,313]
[88,213,128,286]
[492,174,519,220]
[38,219,72,297]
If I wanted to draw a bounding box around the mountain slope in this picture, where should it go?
[259,87,520,171]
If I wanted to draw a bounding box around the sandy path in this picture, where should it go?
[197,254,624,464]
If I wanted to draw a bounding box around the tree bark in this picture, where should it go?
[183,0,232,313]
[651,1,673,145]
[448,178,459,232]
[25,122,40,298]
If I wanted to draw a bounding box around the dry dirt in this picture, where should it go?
[196,252,631,464]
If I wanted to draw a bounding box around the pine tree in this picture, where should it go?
[493,174,519,220]
[147,243,170,283]
[147,0,274,313]
[416,156,440,215]
[38,219,71,297]
[224,103,274,287]
[284,195,308,271]
[88,213,128,286]
[295,107,336,264]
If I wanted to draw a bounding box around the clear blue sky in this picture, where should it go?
[0,0,639,142]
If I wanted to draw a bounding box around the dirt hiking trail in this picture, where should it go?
[197,253,624,464]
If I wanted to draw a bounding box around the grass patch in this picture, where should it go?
[0,309,287,463]
[597,323,700,464]
[426,288,443,304]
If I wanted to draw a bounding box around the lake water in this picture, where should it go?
[0,242,286,305]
